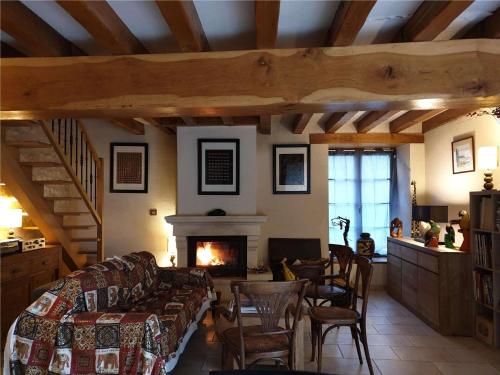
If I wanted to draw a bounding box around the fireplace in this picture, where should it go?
[187,236,247,277]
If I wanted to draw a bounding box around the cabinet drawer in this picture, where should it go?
[418,253,439,274]
[387,242,401,257]
[388,254,402,269]
[1,261,31,282]
[401,248,418,264]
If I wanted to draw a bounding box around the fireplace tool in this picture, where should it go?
[331,216,350,247]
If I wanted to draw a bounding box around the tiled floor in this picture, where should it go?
[172,291,500,374]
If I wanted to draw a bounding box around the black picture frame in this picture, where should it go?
[198,138,240,195]
[273,144,311,194]
[451,136,475,174]
[110,143,148,193]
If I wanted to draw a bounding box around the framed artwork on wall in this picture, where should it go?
[198,139,240,195]
[273,144,311,194]
[110,143,148,193]
[452,136,475,174]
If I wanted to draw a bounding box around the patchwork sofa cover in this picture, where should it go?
[6,251,213,375]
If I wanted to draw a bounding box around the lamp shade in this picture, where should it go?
[0,208,23,228]
[478,146,498,170]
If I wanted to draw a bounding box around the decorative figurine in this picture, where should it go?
[410,180,418,237]
[357,232,375,257]
[458,210,471,252]
[390,218,403,238]
[444,224,456,249]
[424,220,440,247]
[170,254,176,267]
[419,221,431,237]
[331,216,350,247]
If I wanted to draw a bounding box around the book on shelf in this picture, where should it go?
[480,196,494,231]
[473,270,494,307]
[473,232,493,269]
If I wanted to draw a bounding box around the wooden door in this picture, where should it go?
[387,254,402,300]
[1,278,30,348]
[418,267,440,326]
[402,260,418,310]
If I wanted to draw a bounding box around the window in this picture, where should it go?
[328,151,394,255]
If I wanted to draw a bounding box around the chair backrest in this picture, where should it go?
[230,280,307,355]
[328,244,354,284]
[350,256,373,320]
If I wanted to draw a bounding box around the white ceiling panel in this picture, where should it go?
[195,0,255,51]
[276,0,340,48]
[107,1,179,53]
[20,0,108,55]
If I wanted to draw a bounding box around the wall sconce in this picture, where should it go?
[478,146,498,190]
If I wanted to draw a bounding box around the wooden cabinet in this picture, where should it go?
[1,246,61,347]
[387,237,472,336]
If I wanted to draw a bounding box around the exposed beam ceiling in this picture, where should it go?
[459,7,500,39]
[255,0,281,49]
[325,1,377,46]
[258,115,271,135]
[355,111,398,133]
[324,112,357,133]
[0,1,82,57]
[155,0,209,52]
[291,113,313,134]
[136,118,175,135]
[309,133,424,145]
[422,108,476,133]
[2,39,499,120]
[57,0,148,55]
[389,109,444,133]
[1,42,25,58]
[110,119,145,135]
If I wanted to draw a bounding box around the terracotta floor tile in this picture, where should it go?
[339,344,399,360]
[406,335,463,348]
[374,359,442,375]
[365,334,413,346]
[305,357,380,375]
[433,362,500,375]
[391,346,456,362]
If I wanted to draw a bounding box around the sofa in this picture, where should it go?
[4,251,214,375]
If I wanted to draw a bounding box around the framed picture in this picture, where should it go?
[273,144,311,194]
[110,143,148,193]
[452,136,475,174]
[198,139,240,195]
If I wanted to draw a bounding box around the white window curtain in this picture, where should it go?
[328,151,395,255]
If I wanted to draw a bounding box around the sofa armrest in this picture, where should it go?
[157,267,214,291]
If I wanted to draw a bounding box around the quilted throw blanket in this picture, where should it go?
[7,252,213,375]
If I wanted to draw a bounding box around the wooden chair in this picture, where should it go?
[216,280,308,370]
[309,256,374,375]
[293,244,354,307]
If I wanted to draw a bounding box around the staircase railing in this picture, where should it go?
[40,119,104,262]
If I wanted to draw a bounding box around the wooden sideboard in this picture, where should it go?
[387,237,472,336]
[1,246,61,348]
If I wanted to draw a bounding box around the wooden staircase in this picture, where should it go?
[1,119,104,270]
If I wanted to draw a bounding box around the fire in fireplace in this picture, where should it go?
[188,236,247,277]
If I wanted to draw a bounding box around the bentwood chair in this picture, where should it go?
[310,256,374,375]
[293,245,354,307]
[215,280,308,370]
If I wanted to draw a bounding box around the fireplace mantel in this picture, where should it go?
[165,215,267,269]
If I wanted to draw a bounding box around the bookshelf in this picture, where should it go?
[470,190,500,347]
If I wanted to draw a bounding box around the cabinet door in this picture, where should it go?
[402,260,418,310]
[1,279,30,348]
[387,255,402,300]
[418,267,440,326]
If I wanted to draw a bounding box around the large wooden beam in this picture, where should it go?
[355,111,398,133]
[459,7,500,39]
[292,113,313,134]
[1,40,499,120]
[155,0,209,52]
[255,0,281,49]
[0,1,81,57]
[309,132,424,145]
[389,109,444,133]
[326,1,376,46]
[399,1,473,42]
[422,108,475,133]
[324,112,356,133]
[57,0,147,55]
[110,119,145,135]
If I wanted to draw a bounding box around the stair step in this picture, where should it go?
[78,249,97,255]
[64,224,96,229]
[45,196,82,201]
[54,211,89,216]
[6,141,51,148]
[72,237,98,242]
[34,180,73,185]
[19,161,62,167]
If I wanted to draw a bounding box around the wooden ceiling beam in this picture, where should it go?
[109,119,145,135]
[326,1,377,46]
[255,0,281,49]
[138,118,176,135]
[291,113,313,134]
[459,7,500,39]
[356,111,398,133]
[389,109,444,133]
[310,132,424,145]
[2,40,499,120]
[155,0,209,52]
[422,108,476,133]
[0,42,25,58]
[324,112,356,133]
[398,1,473,42]
[221,117,234,126]
[258,115,271,135]
[0,0,81,57]
[57,0,147,55]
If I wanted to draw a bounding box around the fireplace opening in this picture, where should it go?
[188,236,247,277]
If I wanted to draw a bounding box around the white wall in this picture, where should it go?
[424,115,500,218]
[84,120,177,266]
[257,118,329,264]
[177,126,257,215]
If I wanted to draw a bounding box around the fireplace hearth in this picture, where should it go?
[187,236,247,277]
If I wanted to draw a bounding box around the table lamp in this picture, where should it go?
[0,208,23,238]
[478,146,498,190]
